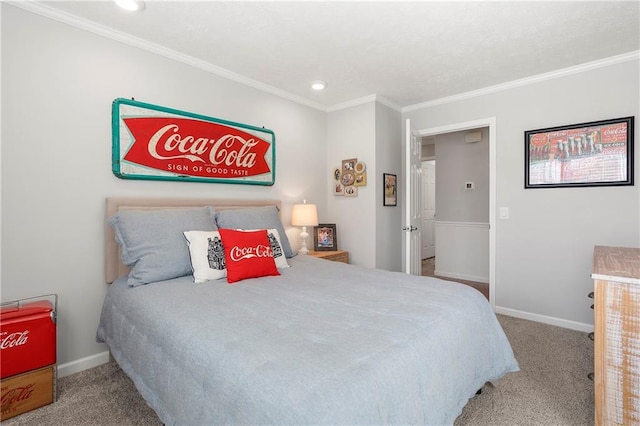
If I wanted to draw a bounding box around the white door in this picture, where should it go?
[421,160,435,259]
[403,119,422,275]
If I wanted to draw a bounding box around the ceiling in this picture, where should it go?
[22,1,640,110]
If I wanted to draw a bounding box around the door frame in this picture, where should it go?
[417,117,496,309]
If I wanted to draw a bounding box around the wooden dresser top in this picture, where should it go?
[592,245,640,284]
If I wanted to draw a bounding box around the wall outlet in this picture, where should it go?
[465,181,475,190]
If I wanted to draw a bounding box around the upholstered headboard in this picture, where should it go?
[105,197,282,283]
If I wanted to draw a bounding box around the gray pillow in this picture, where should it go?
[215,206,294,258]
[109,206,217,286]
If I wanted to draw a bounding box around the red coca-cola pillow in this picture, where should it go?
[218,228,280,284]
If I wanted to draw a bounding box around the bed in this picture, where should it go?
[97,197,518,425]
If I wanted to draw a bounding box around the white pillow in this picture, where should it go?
[237,228,290,269]
[183,230,227,283]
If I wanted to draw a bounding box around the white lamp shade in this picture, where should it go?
[291,203,319,227]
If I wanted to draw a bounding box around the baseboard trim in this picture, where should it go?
[496,306,593,333]
[434,270,489,284]
[58,351,110,378]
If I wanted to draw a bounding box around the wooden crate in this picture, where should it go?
[0,365,56,421]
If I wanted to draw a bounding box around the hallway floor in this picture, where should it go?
[421,257,489,300]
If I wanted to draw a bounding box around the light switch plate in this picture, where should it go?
[499,207,510,219]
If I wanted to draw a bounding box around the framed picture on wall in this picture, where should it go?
[383,173,397,206]
[112,98,276,185]
[313,224,338,251]
[524,116,634,188]
[342,158,357,174]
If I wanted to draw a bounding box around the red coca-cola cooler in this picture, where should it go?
[1,294,57,379]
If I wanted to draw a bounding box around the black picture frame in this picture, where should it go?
[383,173,397,206]
[524,116,634,189]
[313,223,338,251]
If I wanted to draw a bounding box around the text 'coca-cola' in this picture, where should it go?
[122,117,272,179]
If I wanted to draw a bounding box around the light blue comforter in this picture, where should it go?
[97,255,518,425]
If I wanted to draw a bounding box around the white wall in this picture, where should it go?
[434,128,489,223]
[326,102,376,268]
[375,103,402,272]
[404,58,640,328]
[435,222,489,283]
[1,4,327,373]
[325,101,402,271]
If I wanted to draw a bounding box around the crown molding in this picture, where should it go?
[374,95,403,113]
[9,2,639,116]
[326,94,402,113]
[8,1,329,112]
[326,94,377,112]
[402,50,640,113]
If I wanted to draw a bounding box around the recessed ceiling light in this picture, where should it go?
[311,80,327,91]
[114,0,145,12]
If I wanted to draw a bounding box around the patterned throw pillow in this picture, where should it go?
[218,228,280,284]
[239,228,289,269]
[183,230,227,283]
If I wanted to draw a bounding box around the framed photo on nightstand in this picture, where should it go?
[313,223,338,251]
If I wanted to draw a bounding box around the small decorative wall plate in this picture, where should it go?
[344,185,358,197]
[341,172,355,186]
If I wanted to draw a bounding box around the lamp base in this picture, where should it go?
[298,226,310,255]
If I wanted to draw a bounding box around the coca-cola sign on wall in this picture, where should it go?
[524,116,634,189]
[112,98,275,185]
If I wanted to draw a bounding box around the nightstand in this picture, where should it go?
[308,250,349,264]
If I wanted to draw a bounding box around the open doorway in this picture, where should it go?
[418,120,495,305]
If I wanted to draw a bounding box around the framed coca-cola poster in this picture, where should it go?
[112,98,275,185]
[525,116,634,188]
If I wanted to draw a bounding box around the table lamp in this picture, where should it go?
[291,201,319,255]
